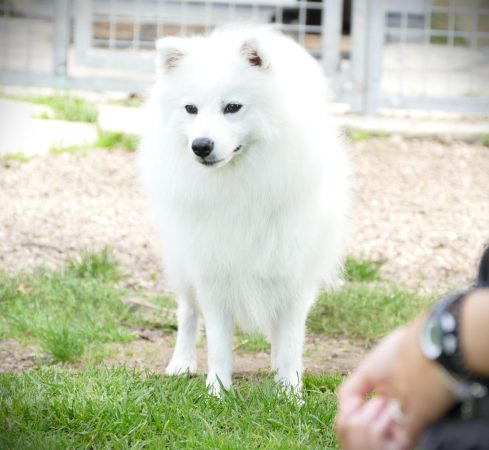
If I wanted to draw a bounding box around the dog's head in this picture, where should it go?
[155,31,275,169]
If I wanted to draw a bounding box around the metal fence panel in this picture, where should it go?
[0,0,488,114]
[73,0,342,72]
[378,0,489,114]
[0,0,56,75]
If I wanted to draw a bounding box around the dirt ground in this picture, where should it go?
[1,137,488,375]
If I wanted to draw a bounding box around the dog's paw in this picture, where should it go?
[206,374,231,397]
[165,357,197,375]
[274,373,303,403]
[206,380,222,397]
[278,384,304,404]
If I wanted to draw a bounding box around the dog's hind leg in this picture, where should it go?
[166,293,199,375]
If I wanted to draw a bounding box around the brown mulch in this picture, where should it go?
[348,137,489,291]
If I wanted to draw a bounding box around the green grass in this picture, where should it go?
[0,152,31,166]
[346,128,389,142]
[50,143,90,156]
[96,130,140,152]
[344,256,384,282]
[50,130,139,155]
[235,332,270,352]
[308,282,432,340]
[66,247,123,283]
[307,256,432,341]
[26,94,98,123]
[481,134,489,147]
[0,366,341,449]
[0,249,136,362]
[118,96,145,108]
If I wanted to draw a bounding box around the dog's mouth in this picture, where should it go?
[200,158,224,166]
[199,145,243,167]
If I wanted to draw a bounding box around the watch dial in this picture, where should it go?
[422,316,443,359]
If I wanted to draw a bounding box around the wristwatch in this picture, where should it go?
[420,290,489,410]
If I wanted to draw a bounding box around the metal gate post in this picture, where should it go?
[350,0,385,114]
[322,0,344,77]
[73,0,92,66]
[53,0,71,76]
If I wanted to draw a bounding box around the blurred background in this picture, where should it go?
[0,0,488,114]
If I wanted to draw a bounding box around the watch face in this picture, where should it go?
[421,315,443,359]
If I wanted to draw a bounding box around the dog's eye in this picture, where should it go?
[224,103,242,114]
[185,104,198,114]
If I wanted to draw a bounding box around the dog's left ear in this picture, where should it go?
[240,38,270,69]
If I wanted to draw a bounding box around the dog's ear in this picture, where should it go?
[240,38,269,69]
[156,37,187,71]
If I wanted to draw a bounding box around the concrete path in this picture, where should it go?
[0,99,97,156]
[335,113,489,139]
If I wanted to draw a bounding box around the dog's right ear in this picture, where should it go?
[240,37,270,70]
[156,37,187,72]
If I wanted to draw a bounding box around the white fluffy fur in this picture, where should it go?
[138,28,348,394]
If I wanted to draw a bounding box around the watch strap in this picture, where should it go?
[433,290,489,387]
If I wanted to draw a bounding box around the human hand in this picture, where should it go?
[336,396,410,450]
[336,328,413,449]
[337,327,408,420]
[336,318,456,449]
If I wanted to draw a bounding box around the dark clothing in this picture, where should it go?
[420,396,489,450]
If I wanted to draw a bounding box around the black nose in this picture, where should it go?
[191,137,214,158]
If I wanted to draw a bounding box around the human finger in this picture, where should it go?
[353,396,388,425]
[338,369,373,405]
[336,394,363,432]
[386,423,412,450]
[337,397,389,450]
[370,399,396,439]
[338,329,408,404]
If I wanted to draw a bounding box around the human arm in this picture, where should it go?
[460,288,489,376]
[336,288,489,450]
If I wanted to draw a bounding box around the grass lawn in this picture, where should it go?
[0,249,138,362]
[0,250,434,448]
[0,368,341,449]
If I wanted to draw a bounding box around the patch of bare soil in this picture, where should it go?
[104,331,366,376]
[0,339,43,373]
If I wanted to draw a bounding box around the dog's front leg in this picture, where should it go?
[166,294,199,375]
[201,303,233,396]
[271,303,308,392]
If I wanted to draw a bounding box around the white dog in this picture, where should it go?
[138,28,348,395]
